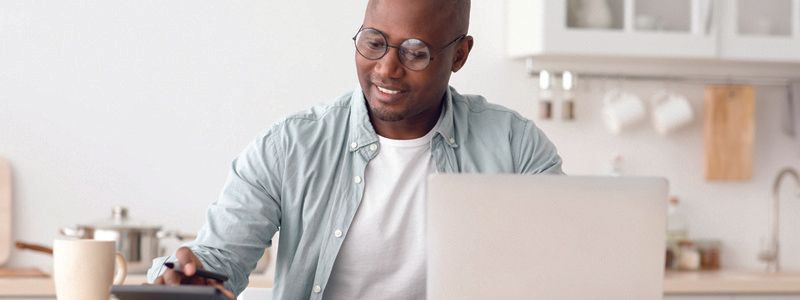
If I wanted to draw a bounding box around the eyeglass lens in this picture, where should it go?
[354,28,432,71]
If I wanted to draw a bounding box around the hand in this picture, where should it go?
[153,246,236,300]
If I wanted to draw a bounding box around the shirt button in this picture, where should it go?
[369,144,378,151]
[350,142,358,149]
[334,229,343,238]
[313,285,321,293]
[448,137,456,144]
[353,176,362,184]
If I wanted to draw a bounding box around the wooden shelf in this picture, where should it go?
[665,270,800,295]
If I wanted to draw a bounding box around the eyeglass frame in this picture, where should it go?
[351,27,467,71]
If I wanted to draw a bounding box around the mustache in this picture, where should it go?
[370,76,407,89]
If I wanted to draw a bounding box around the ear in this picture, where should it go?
[451,36,474,73]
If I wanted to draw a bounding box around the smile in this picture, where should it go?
[377,86,401,95]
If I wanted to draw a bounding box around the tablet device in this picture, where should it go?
[111,285,229,300]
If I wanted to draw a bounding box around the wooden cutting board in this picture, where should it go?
[704,85,755,181]
[0,158,11,266]
[0,267,47,277]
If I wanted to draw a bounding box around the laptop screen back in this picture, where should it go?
[426,174,667,300]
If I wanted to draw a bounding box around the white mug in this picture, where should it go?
[651,90,694,135]
[54,239,127,300]
[602,89,646,134]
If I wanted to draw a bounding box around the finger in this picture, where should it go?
[153,276,165,285]
[162,269,184,285]
[220,288,236,300]
[181,274,208,286]
[175,247,198,276]
[208,280,236,300]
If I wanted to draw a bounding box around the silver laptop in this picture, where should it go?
[426,174,667,300]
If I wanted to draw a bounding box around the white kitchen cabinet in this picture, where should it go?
[719,0,800,62]
[507,0,717,59]
[507,0,800,63]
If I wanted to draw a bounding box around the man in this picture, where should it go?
[149,0,563,299]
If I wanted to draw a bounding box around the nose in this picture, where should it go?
[374,47,405,79]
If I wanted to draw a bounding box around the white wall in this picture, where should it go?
[1,1,799,273]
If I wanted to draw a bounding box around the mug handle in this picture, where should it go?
[603,89,621,106]
[649,90,671,107]
[113,252,128,285]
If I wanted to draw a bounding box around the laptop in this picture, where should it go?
[426,174,667,300]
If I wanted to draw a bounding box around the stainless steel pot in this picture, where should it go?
[60,206,194,273]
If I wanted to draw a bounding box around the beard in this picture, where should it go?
[365,94,409,122]
[368,104,406,122]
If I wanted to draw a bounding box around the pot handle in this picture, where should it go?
[15,241,53,255]
[59,227,88,239]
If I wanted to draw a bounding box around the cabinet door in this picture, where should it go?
[719,0,800,62]
[507,0,717,59]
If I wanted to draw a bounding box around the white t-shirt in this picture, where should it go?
[324,129,436,300]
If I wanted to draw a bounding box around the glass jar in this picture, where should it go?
[665,240,678,270]
[696,239,722,271]
[677,240,700,271]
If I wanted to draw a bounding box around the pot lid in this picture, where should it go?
[79,206,161,230]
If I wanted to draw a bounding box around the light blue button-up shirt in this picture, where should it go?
[147,86,563,299]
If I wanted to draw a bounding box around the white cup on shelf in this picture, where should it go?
[651,90,694,135]
[602,89,646,134]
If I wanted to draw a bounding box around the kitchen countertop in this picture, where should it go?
[2,270,799,296]
[664,270,800,294]
[0,274,273,297]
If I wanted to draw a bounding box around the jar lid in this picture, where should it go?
[79,206,161,231]
[695,239,722,248]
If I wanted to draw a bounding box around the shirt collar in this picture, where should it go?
[434,87,458,148]
[348,86,458,152]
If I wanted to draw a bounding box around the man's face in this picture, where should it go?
[356,1,464,123]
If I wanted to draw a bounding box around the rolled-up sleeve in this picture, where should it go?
[514,119,564,175]
[147,129,284,295]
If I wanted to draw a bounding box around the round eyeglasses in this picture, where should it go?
[352,27,466,71]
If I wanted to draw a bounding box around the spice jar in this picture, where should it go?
[561,71,576,121]
[539,99,553,119]
[538,70,553,120]
[665,240,679,270]
[561,97,575,120]
[696,240,722,271]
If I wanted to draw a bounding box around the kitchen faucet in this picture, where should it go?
[758,167,800,273]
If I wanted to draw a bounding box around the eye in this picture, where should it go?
[403,50,429,61]
[366,40,385,50]
[400,39,429,60]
